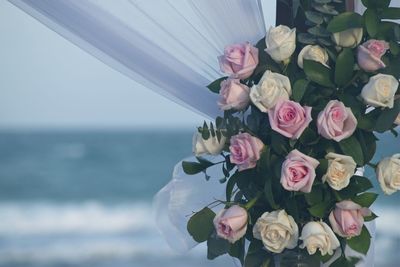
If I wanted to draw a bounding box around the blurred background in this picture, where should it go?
[0,1,399,267]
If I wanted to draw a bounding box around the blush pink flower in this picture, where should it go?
[268,99,312,140]
[280,149,319,193]
[329,200,371,238]
[218,43,259,79]
[218,79,250,110]
[213,205,248,243]
[357,39,389,72]
[229,133,264,171]
[317,100,357,142]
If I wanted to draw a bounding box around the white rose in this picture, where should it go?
[322,152,357,191]
[376,154,400,195]
[297,45,329,69]
[253,210,298,253]
[249,70,292,112]
[332,28,363,48]
[265,25,296,63]
[300,221,340,256]
[192,132,226,156]
[360,74,398,108]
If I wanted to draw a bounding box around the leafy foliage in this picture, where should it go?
[183,0,400,265]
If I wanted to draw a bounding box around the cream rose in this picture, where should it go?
[249,70,292,112]
[265,25,296,63]
[322,152,357,191]
[360,74,398,108]
[376,154,400,195]
[332,28,363,48]
[300,221,340,256]
[192,132,226,156]
[253,210,298,253]
[297,45,329,69]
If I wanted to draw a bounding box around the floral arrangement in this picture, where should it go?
[182,0,400,266]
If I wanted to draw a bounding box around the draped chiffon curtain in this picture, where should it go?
[9,0,274,119]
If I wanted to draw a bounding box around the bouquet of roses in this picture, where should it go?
[181,0,400,266]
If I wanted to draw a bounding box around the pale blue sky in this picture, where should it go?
[0,1,205,129]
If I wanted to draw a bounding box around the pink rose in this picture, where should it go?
[218,43,259,79]
[280,149,319,193]
[229,133,264,171]
[329,200,371,238]
[213,205,248,243]
[357,39,389,72]
[268,99,312,140]
[218,79,250,110]
[317,100,357,142]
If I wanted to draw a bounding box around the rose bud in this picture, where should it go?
[192,132,226,156]
[218,79,250,111]
[360,74,398,109]
[300,221,340,256]
[376,154,400,195]
[357,39,389,72]
[332,28,363,48]
[213,205,248,243]
[329,200,371,238]
[297,45,329,69]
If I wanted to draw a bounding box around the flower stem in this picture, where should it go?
[244,192,263,210]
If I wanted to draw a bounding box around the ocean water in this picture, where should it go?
[0,130,398,267]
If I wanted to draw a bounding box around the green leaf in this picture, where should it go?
[347,226,371,255]
[308,199,333,218]
[303,59,334,87]
[202,121,210,140]
[364,9,379,38]
[381,7,400,20]
[187,207,215,243]
[244,241,272,267]
[182,160,214,175]
[362,0,390,8]
[357,130,376,164]
[338,176,373,199]
[352,192,378,207]
[390,40,400,56]
[305,186,324,206]
[305,11,324,24]
[207,234,230,259]
[264,175,279,209]
[226,171,244,201]
[292,79,309,102]
[364,211,378,222]
[228,238,245,264]
[335,48,354,86]
[207,77,227,94]
[308,26,331,37]
[298,33,317,44]
[327,12,363,33]
[339,135,364,166]
[374,99,400,133]
[270,132,289,155]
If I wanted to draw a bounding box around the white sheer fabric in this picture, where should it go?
[153,155,227,253]
[9,0,273,119]
[9,0,383,265]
